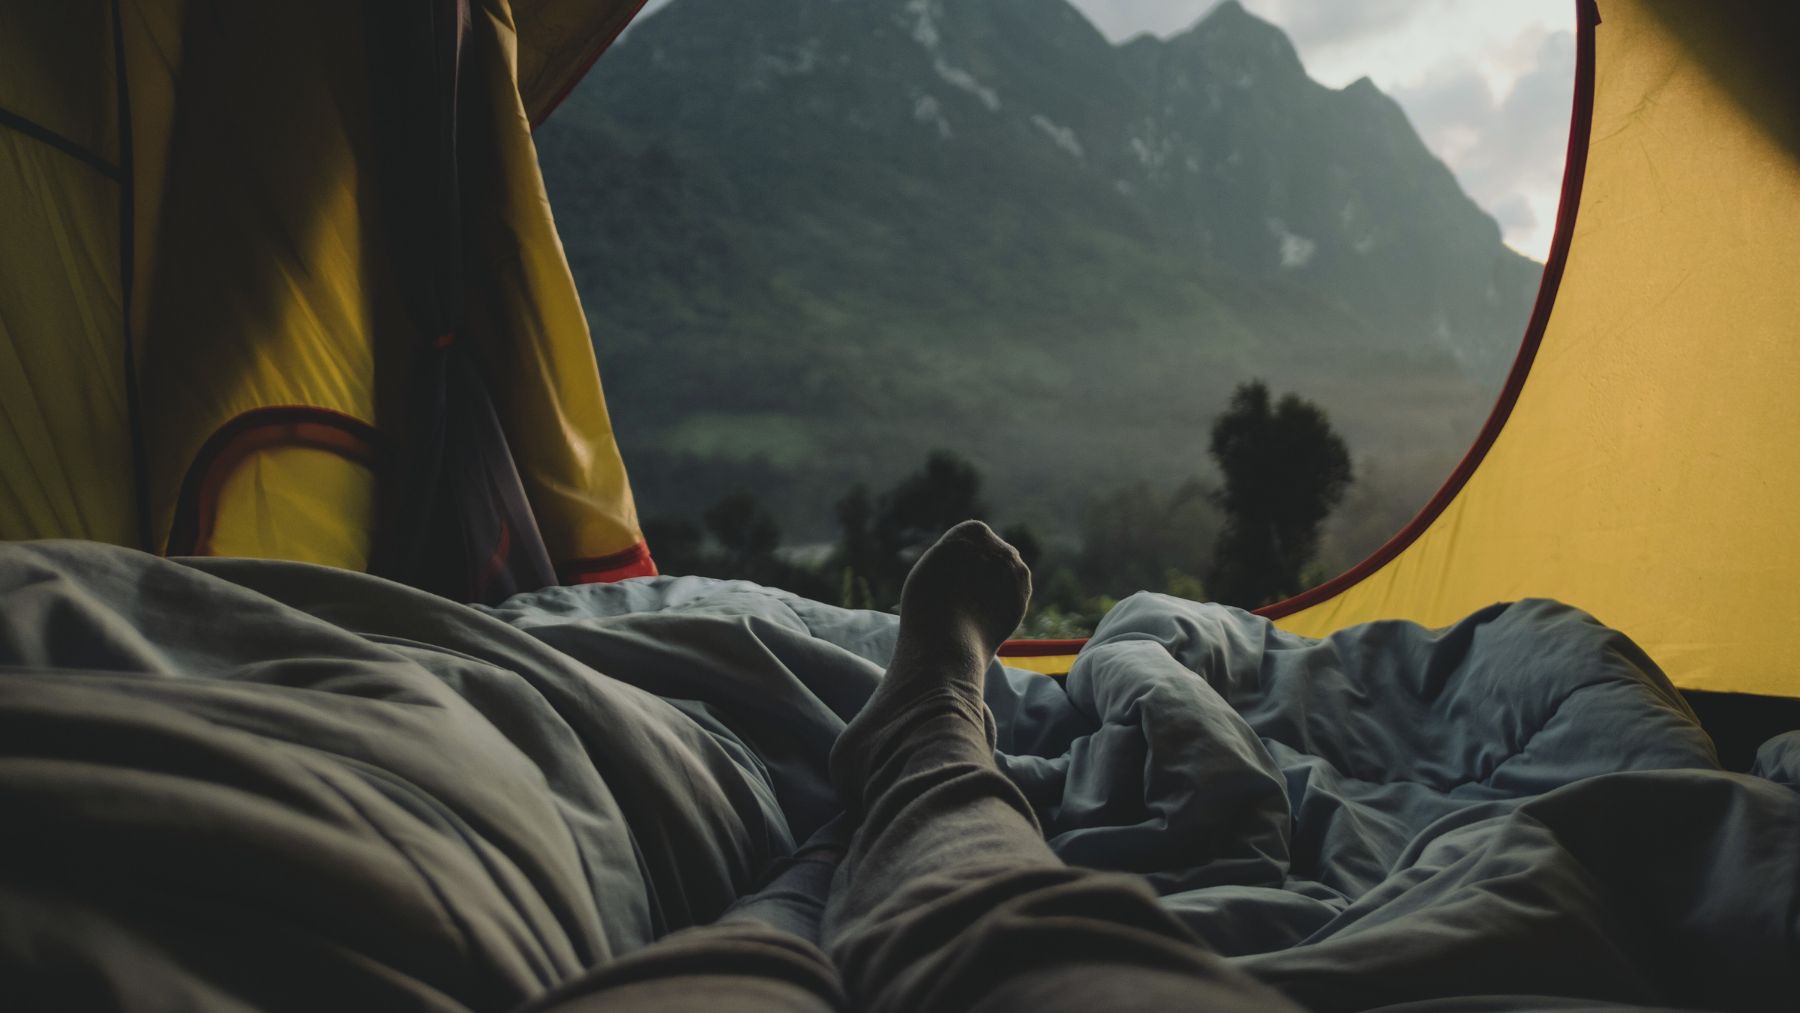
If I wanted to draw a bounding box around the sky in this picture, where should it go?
[628,0,1575,259]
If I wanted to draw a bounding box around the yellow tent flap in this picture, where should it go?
[1,0,651,601]
[1266,0,1800,699]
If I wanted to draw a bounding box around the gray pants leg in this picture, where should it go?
[517,821,848,1013]
[824,687,1300,1013]
[523,690,1298,1013]
[515,921,841,1013]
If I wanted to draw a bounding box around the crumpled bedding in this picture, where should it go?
[1,540,1796,1011]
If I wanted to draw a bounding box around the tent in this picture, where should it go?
[4,2,1799,717]
[1,0,655,602]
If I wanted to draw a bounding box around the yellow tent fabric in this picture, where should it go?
[1268,0,1800,699]
[515,0,650,125]
[1,0,651,593]
[0,4,136,547]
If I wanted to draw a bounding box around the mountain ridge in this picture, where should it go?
[536,0,1543,557]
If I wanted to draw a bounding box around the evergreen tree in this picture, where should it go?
[834,483,879,609]
[835,450,990,609]
[1074,478,1215,599]
[703,491,780,574]
[1208,382,1352,608]
[875,450,989,562]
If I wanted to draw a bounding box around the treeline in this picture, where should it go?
[641,382,1352,636]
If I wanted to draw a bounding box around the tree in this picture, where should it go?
[703,491,780,573]
[641,489,831,600]
[834,450,990,610]
[1207,382,1352,608]
[875,450,989,560]
[999,523,1042,571]
[1074,478,1216,599]
[834,483,879,609]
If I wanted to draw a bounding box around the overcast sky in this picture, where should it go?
[627,0,1575,258]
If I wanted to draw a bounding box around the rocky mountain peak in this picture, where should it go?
[1173,0,1308,82]
[535,0,1545,540]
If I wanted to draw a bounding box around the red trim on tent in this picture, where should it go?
[998,639,1087,659]
[529,0,652,129]
[1254,0,1601,623]
[167,407,382,556]
[561,541,658,584]
[476,517,515,594]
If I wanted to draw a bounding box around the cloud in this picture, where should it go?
[1237,0,1417,50]
[1392,27,1575,256]
[1489,193,1537,233]
[1062,0,1216,41]
[1066,0,1416,49]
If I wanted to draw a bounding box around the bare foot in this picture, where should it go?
[831,521,1031,810]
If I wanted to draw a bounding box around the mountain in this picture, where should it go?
[535,0,1543,552]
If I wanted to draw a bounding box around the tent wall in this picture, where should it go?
[515,0,650,125]
[136,1,397,568]
[1267,0,1800,699]
[463,0,652,583]
[0,3,137,547]
[1,0,653,597]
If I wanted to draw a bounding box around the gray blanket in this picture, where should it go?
[2,541,1796,1010]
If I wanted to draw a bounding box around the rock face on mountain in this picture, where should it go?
[536,0,1544,543]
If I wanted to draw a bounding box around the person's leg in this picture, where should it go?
[513,923,838,1013]
[516,821,850,1013]
[826,521,1299,1013]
